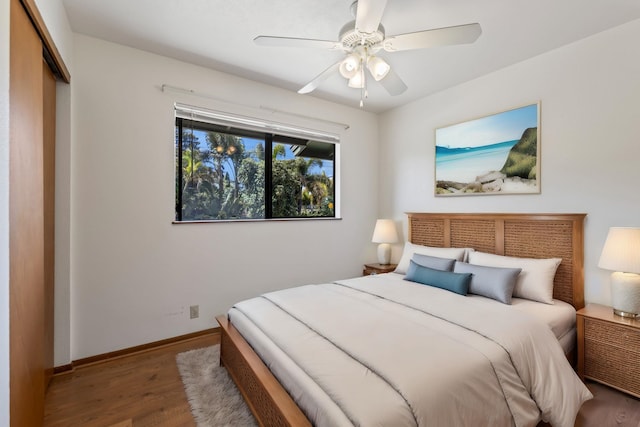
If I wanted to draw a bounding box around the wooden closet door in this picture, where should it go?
[43,59,56,390]
[9,0,46,424]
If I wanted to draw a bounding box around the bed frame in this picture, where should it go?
[216,212,586,426]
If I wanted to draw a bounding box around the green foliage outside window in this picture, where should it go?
[175,119,335,221]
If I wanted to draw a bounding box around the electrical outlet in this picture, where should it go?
[189,305,199,319]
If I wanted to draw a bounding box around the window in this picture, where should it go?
[174,105,338,222]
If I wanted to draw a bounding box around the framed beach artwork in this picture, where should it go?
[435,103,540,196]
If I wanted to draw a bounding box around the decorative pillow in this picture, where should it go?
[411,253,456,272]
[404,260,471,295]
[467,251,562,304]
[395,242,468,274]
[462,247,475,263]
[453,262,522,304]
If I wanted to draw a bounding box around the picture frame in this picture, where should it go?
[435,102,540,196]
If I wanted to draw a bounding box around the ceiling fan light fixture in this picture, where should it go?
[366,55,390,81]
[339,54,360,79]
[348,72,364,88]
[256,0,481,103]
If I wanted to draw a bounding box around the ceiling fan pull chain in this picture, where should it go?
[360,63,367,108]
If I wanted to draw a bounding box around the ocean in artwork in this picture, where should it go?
[435,139,518,183]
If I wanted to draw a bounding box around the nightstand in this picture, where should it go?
[363,263,397,276]
[577,303,640,398]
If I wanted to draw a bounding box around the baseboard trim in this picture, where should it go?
[54,327,219,375]
[53,363,73,375]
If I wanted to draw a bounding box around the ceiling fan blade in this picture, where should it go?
[298,61,342,94]
[383,23,482,52]
[378,68,407,96]
[355,0,387,34]
[254,35,341,50]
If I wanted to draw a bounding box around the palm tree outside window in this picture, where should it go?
[175,117,336,222]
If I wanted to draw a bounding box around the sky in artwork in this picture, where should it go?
[436,104,538,148]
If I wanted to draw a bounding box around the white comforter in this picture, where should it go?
[229,273,592,427]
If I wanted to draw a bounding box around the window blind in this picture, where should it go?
[175,103,340,144]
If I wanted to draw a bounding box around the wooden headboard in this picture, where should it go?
[407,213,586,310]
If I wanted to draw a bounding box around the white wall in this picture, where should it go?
[379,19,640,307]
[34,0,74,68]
[70,34,379,359]
[0,0,11,422]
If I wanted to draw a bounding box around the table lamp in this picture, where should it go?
[372,219,398,265]
[598,227,640,318]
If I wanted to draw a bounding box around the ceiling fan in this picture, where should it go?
[254,0,482,106]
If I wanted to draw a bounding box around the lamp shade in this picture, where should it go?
[348,71,364,89]
[372,219,398,244]
[366,56,390,81]
[599,227,640,318]
[598,227,640,273]
[339,54,360,79]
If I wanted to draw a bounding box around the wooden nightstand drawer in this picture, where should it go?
[578,305,640,398]
[584,337,640,397]
[584,317,640,349]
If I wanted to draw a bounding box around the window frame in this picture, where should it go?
[174,113,339,223]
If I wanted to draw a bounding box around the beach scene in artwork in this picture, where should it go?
[435,104,539,195]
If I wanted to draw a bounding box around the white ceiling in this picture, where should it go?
[62,0,640,113]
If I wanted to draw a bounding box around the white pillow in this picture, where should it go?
[467,251,562,304]
[395,242,468,274]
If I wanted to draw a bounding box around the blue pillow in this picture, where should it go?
[453,262,521,304]
[404,260,471,295]
[411,253,456,272]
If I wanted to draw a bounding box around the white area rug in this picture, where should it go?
[176,345,258,427]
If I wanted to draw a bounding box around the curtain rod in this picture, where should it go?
[160,84,350,130]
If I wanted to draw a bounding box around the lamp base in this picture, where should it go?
[613,308,639,318]
[377,243,392,265]
[610,271,640,318]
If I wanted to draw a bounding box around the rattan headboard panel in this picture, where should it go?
[407,213,586,309]
[409,219,446,247]
[450,220,496,253]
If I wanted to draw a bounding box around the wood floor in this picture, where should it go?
[576,382,640,427]
[44,333,219,427]
[45,332,640,427]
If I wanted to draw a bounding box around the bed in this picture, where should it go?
[216,213,590,427]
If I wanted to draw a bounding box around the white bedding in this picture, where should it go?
[228,273,591,427]
[509,295,577,354]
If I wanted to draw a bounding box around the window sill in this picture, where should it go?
[172,217,342,224]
